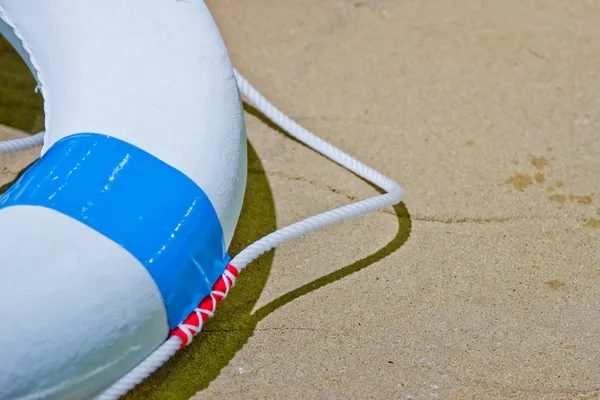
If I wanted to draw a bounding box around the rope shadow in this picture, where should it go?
[254,201,411,322]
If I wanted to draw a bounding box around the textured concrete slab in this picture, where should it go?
[1,1,599,399]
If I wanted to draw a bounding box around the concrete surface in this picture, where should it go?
[1,0,600,399]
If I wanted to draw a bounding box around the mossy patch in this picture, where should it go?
[506,173,533,190]
[545,280,566,289]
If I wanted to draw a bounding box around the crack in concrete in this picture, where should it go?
[203,326,326,334]
[377,208,522,224]
[249,167,358,201]
[250,168,519,223]
[249,168,582,225]
[411,215,516,224]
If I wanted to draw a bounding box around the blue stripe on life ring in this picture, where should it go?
[0,133,229,329]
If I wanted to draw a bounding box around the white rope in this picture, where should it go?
[0,131,43,154]
[93,337,181,400]
[0,69,404,399]
[229,69,403,272]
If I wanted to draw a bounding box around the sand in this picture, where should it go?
[1,0,600,399]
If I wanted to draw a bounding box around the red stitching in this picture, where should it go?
[169,264,239,349]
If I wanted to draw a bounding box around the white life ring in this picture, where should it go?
[0,0,246,398]
[0,1,405,399]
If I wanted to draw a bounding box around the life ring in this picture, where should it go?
[0,0,404,399]
[0,1,246,398]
